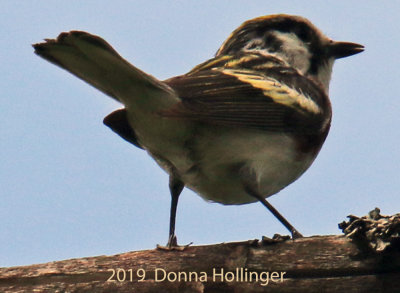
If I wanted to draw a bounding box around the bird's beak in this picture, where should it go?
[328,41,364,59]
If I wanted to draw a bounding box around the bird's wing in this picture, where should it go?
[33,31,178,108]
[161,67,330,134]
[103,109,143,150]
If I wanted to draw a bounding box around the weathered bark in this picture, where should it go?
[1,235,399,292]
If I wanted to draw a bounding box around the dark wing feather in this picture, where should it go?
[103,109,143,150]
[161,66,330,134]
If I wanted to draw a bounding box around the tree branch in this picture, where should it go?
[1,235,400,292]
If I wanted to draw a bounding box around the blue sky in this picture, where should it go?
[1,1,399,267]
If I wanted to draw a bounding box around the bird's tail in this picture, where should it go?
[33,31,178,111]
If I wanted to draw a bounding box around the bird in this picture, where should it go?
[33,14,364,249]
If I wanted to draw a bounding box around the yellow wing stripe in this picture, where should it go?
[220,69,322,115]
[189,55,232,74]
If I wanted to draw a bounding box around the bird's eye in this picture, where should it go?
[298,31,308,41]
[297,26,310,42]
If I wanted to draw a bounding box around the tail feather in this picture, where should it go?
[33,31,177,107]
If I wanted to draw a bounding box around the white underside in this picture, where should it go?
[168,128,317,205]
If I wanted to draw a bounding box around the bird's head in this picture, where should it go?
[216,14,364,92]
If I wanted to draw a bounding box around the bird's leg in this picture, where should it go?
[247,188,303,239]
[167,175,184,247]
[240,166,303,239]
[157,175,190,250]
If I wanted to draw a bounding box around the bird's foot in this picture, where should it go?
[156,235,192,251]
[291,229,303,239]
[260,231,304,245]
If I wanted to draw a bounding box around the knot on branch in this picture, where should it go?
[339,208,400,253]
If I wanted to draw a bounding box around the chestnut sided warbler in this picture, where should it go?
[33,14,363,248]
